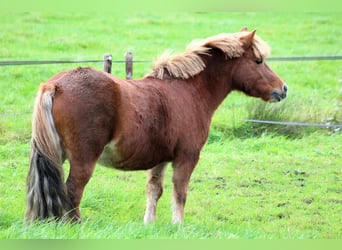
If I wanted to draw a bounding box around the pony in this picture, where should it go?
[25,28,287,224]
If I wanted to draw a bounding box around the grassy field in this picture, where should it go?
[0,12,341,239]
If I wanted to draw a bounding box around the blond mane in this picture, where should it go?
[147,31,271,80]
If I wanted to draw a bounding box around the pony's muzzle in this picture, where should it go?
[270,83,288,102]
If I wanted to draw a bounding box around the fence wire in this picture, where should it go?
[0,55,342,66]
[0,59,151,66]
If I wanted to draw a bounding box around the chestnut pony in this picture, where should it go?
[26,29,287,224]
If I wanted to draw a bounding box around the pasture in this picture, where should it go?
[0,12,341,239]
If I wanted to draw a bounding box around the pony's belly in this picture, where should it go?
[98,140,121,169]
[98,140,154,170]
[98,140,164,171]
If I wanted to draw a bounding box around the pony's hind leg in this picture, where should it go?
[144,162,168,224]
[65,159,97,221]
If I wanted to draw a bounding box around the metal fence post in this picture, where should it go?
[103,54,112,73]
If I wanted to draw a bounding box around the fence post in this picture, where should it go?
[103,54,112,73]
[125,52,133,80]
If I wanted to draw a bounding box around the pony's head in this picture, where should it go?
[230,28,287,102]
[148,28,287,102]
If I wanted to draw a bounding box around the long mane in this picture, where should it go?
[147,31,271,80]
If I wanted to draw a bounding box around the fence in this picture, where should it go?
[1,53,341,129]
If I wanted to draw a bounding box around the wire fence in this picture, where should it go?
[1,55,342,66]
[0,59,151,66]
[1,54,341,129]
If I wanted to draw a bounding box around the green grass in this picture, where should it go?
[0,12,341,239]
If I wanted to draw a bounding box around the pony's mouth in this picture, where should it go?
[269,90,287,102]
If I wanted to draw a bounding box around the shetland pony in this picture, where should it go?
[26,29,287,224]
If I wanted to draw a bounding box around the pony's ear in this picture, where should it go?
[240,27,248,32]
[239,30,256,49]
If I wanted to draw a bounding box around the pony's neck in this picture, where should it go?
[188,50,235,115]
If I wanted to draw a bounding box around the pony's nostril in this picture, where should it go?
[283,84,288,93]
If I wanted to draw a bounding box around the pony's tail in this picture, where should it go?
[25,83,72,223]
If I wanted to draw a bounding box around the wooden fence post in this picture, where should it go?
[125,52,133,80]
[103,54,112,73]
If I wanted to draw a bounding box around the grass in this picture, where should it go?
[0,12,341,239]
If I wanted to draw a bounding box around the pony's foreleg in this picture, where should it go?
[143,163,167,224]
[66,160,97,221]
[171,154,198,224]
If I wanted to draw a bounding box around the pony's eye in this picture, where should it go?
[255,58,263,64]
